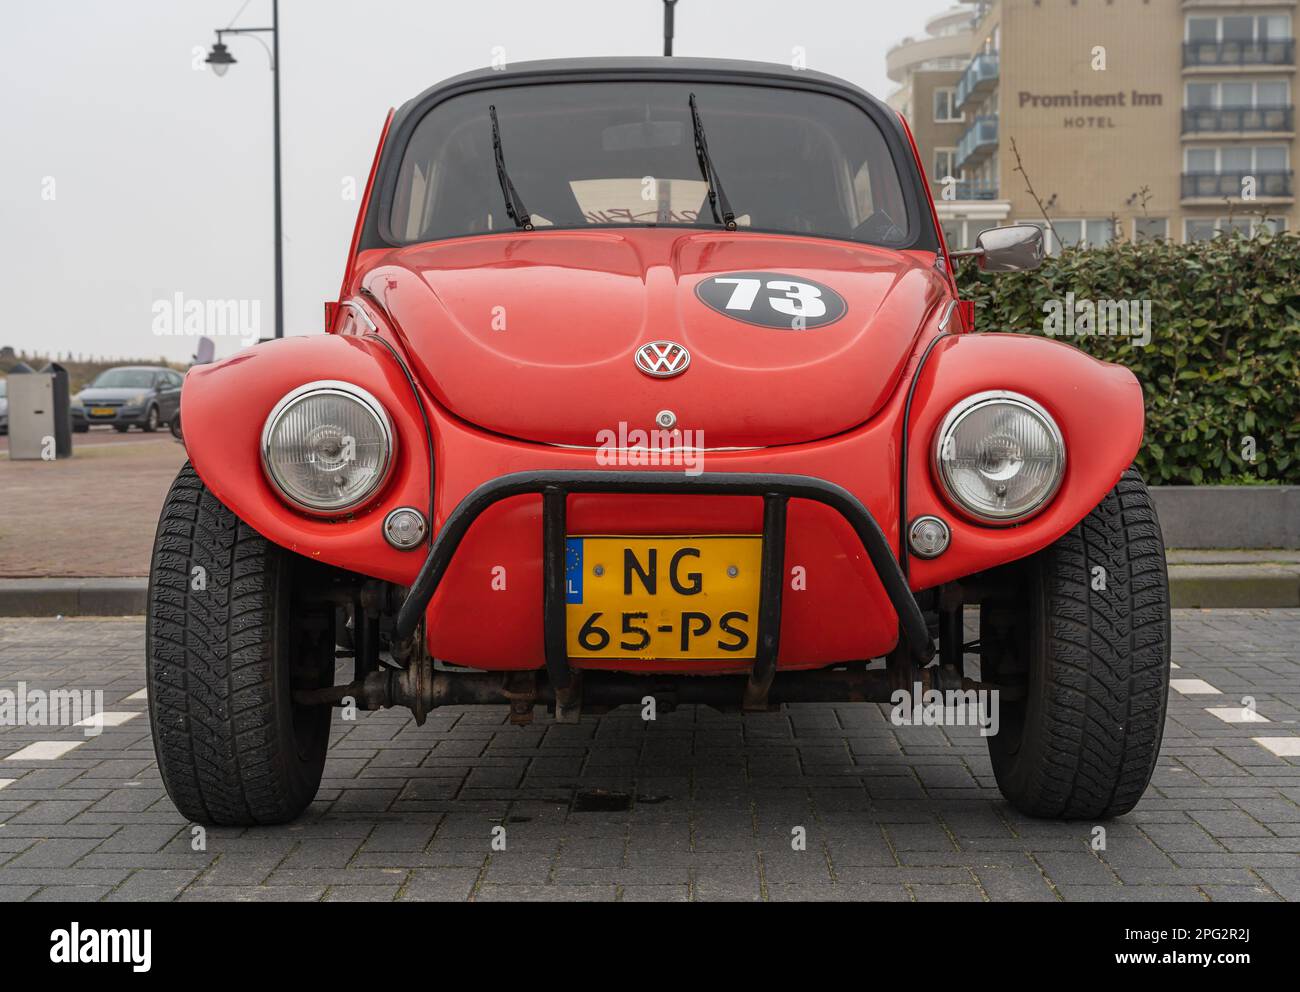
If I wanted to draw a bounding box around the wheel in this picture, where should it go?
[142,405,160,432]
[146,463,336,825]
[74,424,89,434]
[169,412,183,441]
[982,467,1170,819]
[113,424,130,433]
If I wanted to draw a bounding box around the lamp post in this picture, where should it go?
[663,0,678,56]
[204,0,283,339]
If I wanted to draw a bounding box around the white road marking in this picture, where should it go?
[4,740,85,760]
[1170,662,1180,669]
[1252,737,1300,758]
[1206,706,1270,724]
[124,688,148,702]
[0,779,13,790]
[74,711,140,728]
[1171,678,1221,695]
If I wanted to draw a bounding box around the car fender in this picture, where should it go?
[904,332,1145,590]
[179,334,433,586]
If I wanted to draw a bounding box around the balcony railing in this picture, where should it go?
[1183,39,1295,68]
[937,178,1000,200]
[1182,106,1295,133]
[955,115,998,170]
[1181,170,1294,199]
[954,52,999,112]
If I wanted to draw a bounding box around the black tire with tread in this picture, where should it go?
[987,467,1171,819]
[146,463,332,825]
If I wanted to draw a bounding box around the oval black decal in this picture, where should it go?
[694,271,846,330]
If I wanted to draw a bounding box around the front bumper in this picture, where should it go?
[395,470,934,694]
[74,405,148,427]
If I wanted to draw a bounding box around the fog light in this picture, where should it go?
[908,515,951,559]
[383,507,427,550]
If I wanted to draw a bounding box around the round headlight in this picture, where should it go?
[933,391,1065,523]
[261,381,395,516]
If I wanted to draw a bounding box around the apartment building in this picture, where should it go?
[887,0,1296,250]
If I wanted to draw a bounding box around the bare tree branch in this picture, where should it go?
[1010,136,1061,249]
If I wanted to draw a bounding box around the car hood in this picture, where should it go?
[361,229,949,447]
[77,388,150,403]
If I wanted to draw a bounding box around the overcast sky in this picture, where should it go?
[2,0,956,364]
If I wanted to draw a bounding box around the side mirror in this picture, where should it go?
[951,224,1045,273]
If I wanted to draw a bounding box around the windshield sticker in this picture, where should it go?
[695,272,846,329]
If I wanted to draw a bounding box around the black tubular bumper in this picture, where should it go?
[393,471,933,690]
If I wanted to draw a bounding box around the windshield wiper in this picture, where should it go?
[688,93,737,231]
[489,105,534,231]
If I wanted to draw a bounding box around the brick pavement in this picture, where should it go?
[0,609,1297,902]
[0,432,185,578]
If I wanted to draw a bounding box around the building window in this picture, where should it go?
[1016,218,1118,254]
[1185,216,1287,241]
[1186,14,1292,42]
[934,88,964,123]
[1185,146,1290,173]
[1185,80,1291,109]
[933,148,957,181]
[941,219,968,251]
[1134,218,1169,242]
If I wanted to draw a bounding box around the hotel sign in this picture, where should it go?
[1019,89,1165,129]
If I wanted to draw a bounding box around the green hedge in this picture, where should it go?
[955,231,1300,485]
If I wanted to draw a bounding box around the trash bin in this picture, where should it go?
[7,365,65,460]
[40,362,73,458]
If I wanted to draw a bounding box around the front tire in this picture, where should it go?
[146,463,335,825]
[984,468,1170,819]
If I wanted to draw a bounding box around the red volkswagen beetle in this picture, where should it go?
[147,58,1170,825]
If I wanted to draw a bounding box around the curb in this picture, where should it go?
[1169,566,1300,609]
[2,566,1298,616]
[0,578,148,617]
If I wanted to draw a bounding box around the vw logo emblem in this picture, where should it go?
[634,340,691,378]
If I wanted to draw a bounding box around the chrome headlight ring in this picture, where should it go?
[260,380,396,517]
[932,390,1066,525]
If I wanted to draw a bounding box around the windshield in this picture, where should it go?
[391,81,914,248]
[90,369,155,389]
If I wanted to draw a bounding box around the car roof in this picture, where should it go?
[364,56,938,255]
[394,56,893,125]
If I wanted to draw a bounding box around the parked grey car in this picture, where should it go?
[72,366,182,432]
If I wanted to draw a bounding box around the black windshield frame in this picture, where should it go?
[361,59,940,255]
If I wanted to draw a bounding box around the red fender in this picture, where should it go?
[180,333,434,587]
[904,331,1145,590]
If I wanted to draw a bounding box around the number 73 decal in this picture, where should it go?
[695,271,847,329]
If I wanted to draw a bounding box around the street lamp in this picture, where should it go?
[204,0,283,339]
[205,41,236,77]
[663,0,679,56]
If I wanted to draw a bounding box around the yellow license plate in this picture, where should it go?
[565,535,762,660]
[90,407,115,416]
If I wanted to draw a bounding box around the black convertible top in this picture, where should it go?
[391,57,895,131]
